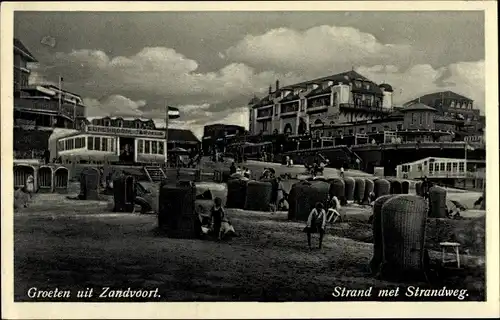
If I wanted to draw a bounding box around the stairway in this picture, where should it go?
[144,166,166,182]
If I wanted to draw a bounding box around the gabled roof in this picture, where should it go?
[14,38,37,62]
[280,92,301,102]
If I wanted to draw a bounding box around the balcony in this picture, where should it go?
[280,103,299,118]
[14,97,85,120]
[339,103,391,114]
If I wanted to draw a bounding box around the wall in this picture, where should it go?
[382,91,393,109]
[404,111,434,130]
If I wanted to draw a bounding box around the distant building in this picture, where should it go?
[404,91,484,132]
[201,123,246,154]
[13,38,87,130]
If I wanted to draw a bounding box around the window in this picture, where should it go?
[459,162,465,172]
[152,141,158,154]
[429,164,434,173]
[397,124,402,131]
[138,140,144,153]
[411,113,415,124]
[95,137,101,151]
[88,137,94,150]
[101,138,108,151]
[440,163,445,171]
[65,140,69,150]
[136,121,141,128]
[144,140,150,154]
[434,163,439,171]
[118,120,123,128]
[262,121,268,132]
[75,138,82,148]
[109,139,114,152]
[419,113,423,125]
[158,141,164,155]
[446,163,451,171]
[452,162,458,171]
[58,141,64,151]
[371,126,377,133]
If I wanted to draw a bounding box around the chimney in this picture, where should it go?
[276,80,280,91]
[269,85,272,94]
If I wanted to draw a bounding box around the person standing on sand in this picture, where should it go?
[304,202,327,250]
[25,174,35,199]
[211,197,225,241]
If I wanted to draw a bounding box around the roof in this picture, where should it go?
[14,38,37,62]
[166,128,200,144]
[281,70,372,90]
[404,91,474,113]
[379,83,394,92]
[402,102,437,112]
[280,92,301,102]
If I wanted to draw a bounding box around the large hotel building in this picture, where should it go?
[248,70,483,141]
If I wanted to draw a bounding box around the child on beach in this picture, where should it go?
[304,202,327,250]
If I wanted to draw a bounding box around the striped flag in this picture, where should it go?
[167,106,180,119]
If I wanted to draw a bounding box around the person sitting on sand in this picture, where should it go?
[211,197,225,241]
[326,196,341,224]
[304,202,327,250]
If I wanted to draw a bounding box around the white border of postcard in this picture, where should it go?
[2,1,499,319]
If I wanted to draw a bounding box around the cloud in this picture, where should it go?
[356,60,485,111]
[225,25,419,75]
[83,95,146,118]
[32,47,291,109]
[28,24,484,136]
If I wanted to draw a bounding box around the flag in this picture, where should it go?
[167,106,180,119]
[40,35,56,48]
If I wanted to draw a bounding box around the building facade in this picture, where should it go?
[248,71,394,137]
[14,38,87,130]
[49,118,200,164]
[201,123,246,154]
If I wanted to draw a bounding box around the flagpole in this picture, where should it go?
[165,105,169,167]
[58,75,62,117]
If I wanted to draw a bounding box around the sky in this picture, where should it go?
[14,11,485,138]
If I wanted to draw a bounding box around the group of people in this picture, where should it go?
[199,197,237,241]
[229,162,251,179]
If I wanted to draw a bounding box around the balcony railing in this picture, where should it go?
[306,104,328,113]
[14,97,86,120]
[339,103,390,113]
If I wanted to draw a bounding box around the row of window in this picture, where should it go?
[58,137,87,151]
[87,136,115,152]
[429,162,465,172]
[137,140,165,155]
[401,161,465,173]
